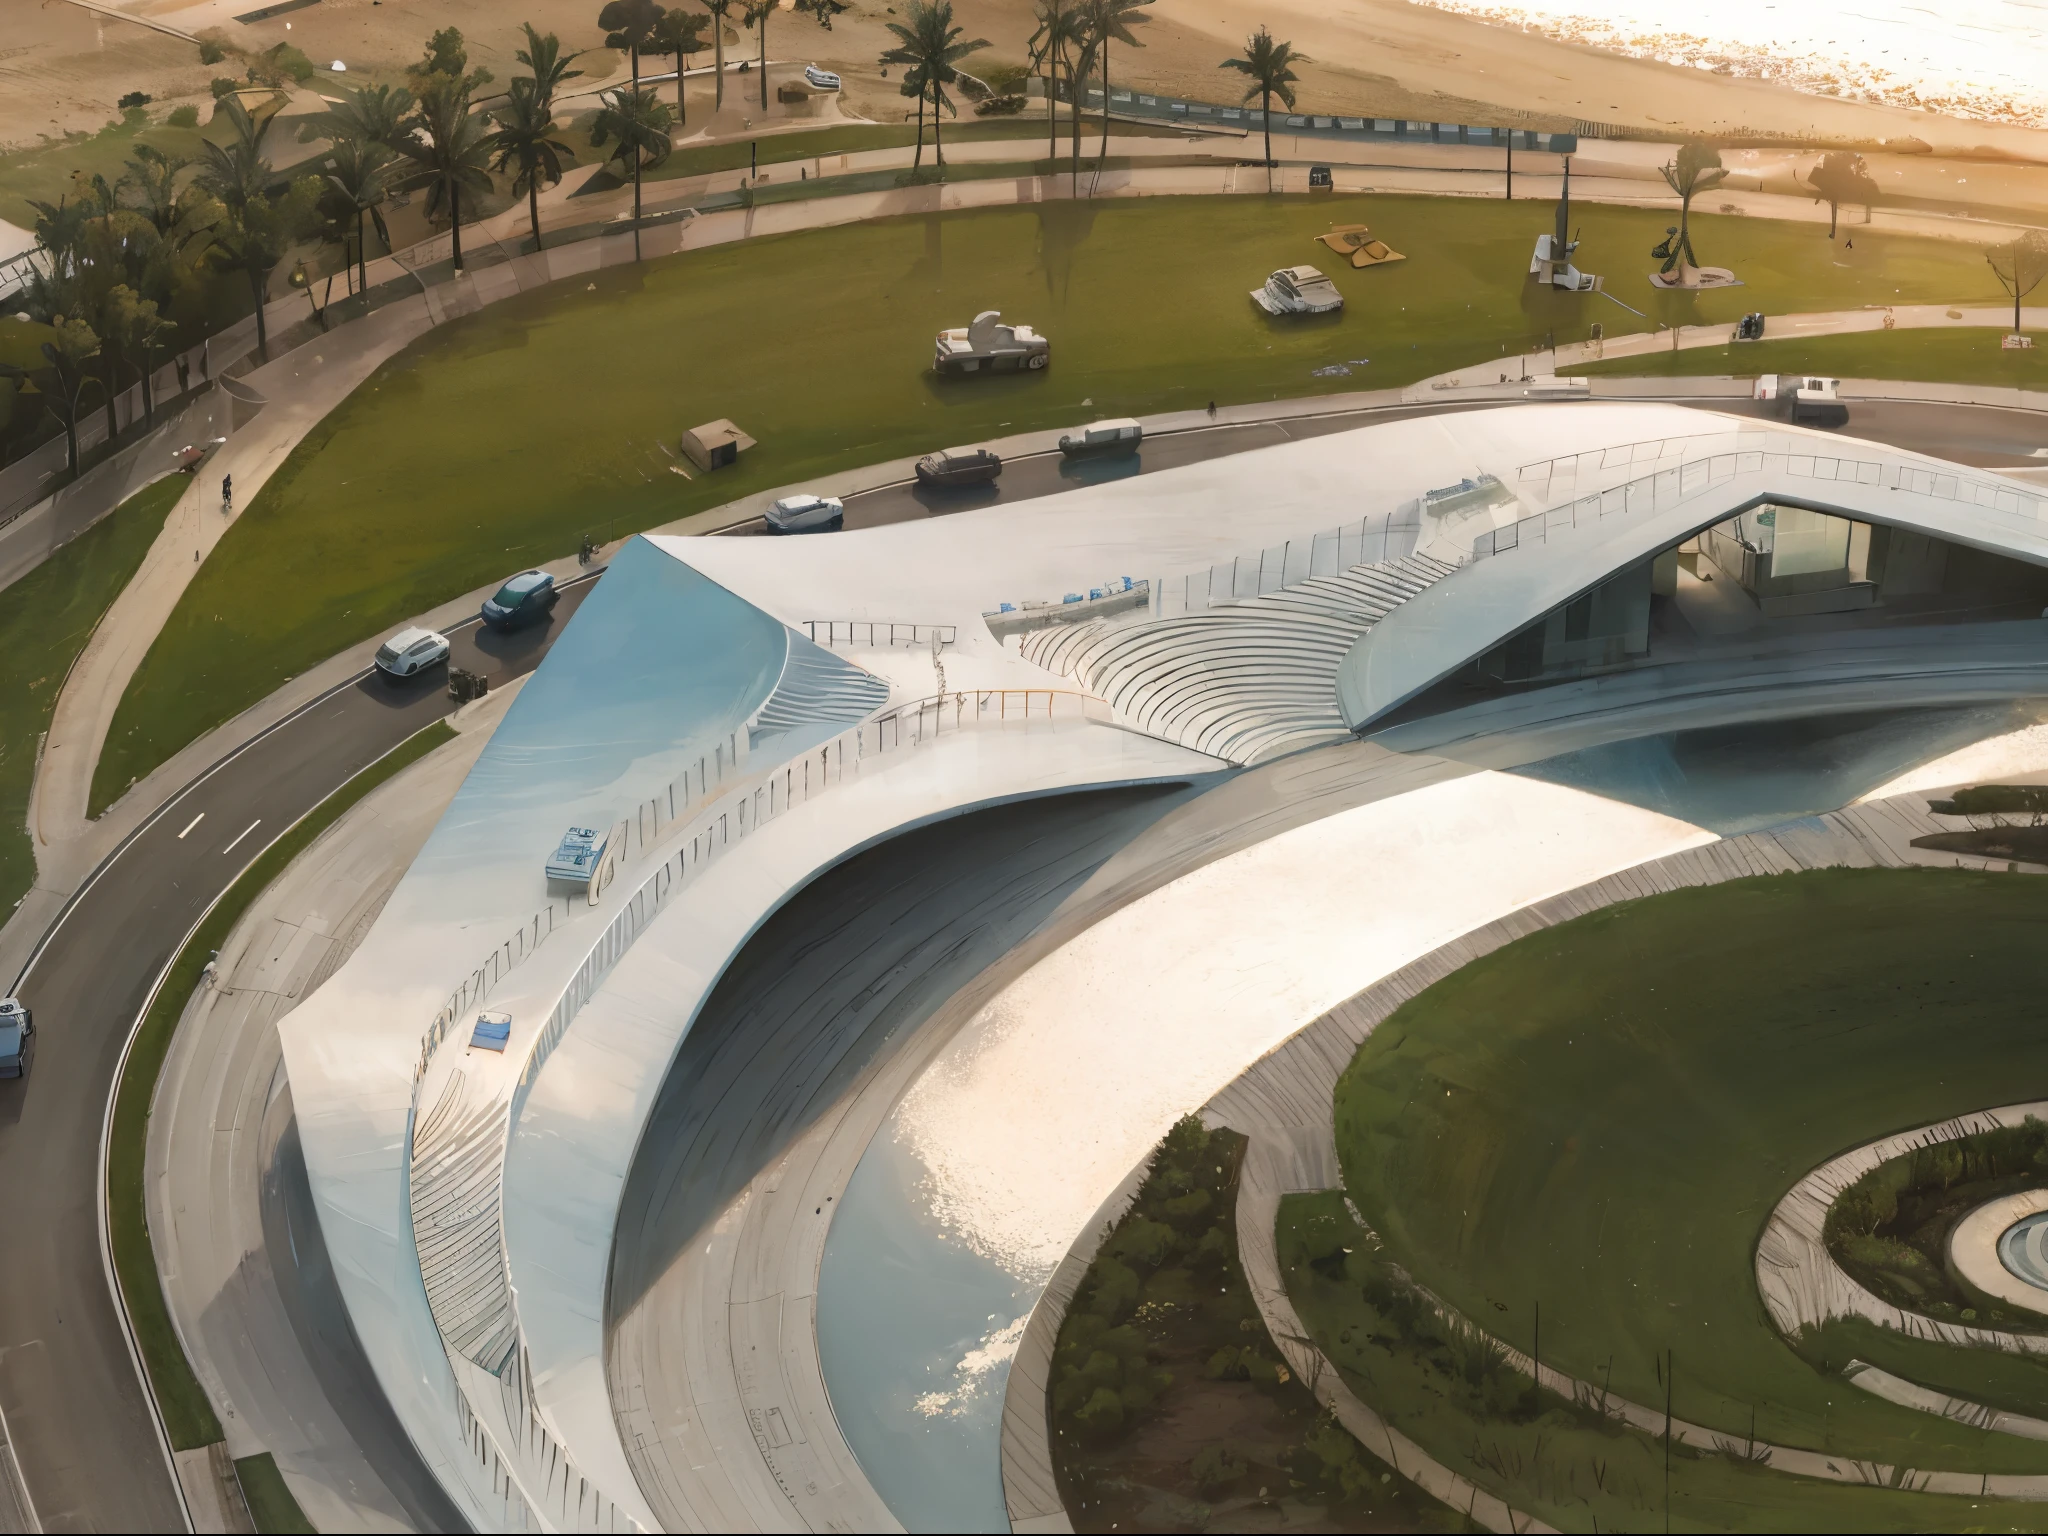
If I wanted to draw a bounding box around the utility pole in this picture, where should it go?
[1505,134,1513,200]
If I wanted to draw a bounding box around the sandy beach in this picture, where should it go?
[10,0,2048,164]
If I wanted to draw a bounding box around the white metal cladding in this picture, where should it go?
[1337,430,2048,730]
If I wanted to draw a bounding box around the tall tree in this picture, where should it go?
[1989,230,2048,338]
[700,0,737,111]
[300,82,417,151]
[412,27,492,91]
[794,0,847,28]
[881,1,987,172]
[323,137,395,293]
[1028,0,1084,165]
[1656,141,1728,280]
[601,0,664,101]
[400,73,495,272]
[206,176,322,359]
[98,284,176,428]
[193,94,273,217]
[1803,150,1878,239]
[515,23,584,114]
[590,85,674,258]
[1219,27,1304,185]
[489,79,576,252]
[650,7,708,125]
[0,280,101,478]
[119,143,191,236]
[742,0,774,112]
[1081,0,1149,166]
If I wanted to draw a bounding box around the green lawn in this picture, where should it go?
[1280,1193,2048,1533]
[93,194,2014,812]
[1331,867,2048,1476]
[635,115,1190,182]
[232,1453,314,1535]
[1567,324,2048,386]
[0,108,211,230]
[0,474,185,914]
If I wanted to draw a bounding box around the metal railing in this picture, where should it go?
[1476,434,2048,561]
[804,619,957,648]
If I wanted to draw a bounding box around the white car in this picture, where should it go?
[1250,265,1344,316]
[804,64,842,90]
[765,493,845,534]
[374,625,451,678]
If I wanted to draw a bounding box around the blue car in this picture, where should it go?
[481,570,559,630]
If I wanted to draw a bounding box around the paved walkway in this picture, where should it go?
[145,687,519,1534]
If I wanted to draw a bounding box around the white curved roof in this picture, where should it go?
[1336,415,2048,729]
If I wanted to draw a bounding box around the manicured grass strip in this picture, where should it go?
[233,1452,316,1535]
[1334,866,2048,1474]
[107,718,456,1451]
[638,115,1189,181]
[1280,1192,2048,1533]
[1565,323,2048,386]
[0,473,186,916]
[96,194,2016,813]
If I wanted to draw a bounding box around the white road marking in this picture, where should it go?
[222,820,261,855]
[177,813,205,839]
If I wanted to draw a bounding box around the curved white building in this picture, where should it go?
[277,403,2048,1532]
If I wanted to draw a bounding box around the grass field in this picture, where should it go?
[0,108,211,229]
[638,115,1190,182]
[0,474,184,914]
[92,194,2015,812]
[231,1452,314,1535]
[1329,867,2048,1475]
[106,718,452,1452]
[1280,1192,2048,1532]
[1566,325,2048,386]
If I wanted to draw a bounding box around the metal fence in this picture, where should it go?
[1078,84,1576,153]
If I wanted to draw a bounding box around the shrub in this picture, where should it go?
[1160,1187,1213,1226]
[248,43,316,87]
[1087,1258,1140,1322]
[1191,1445,1246,1497]
[167,104,199,128]
[1205,1346,1250,1381]
[117,91,151,110]
[1072,1386,1124,1441]
[210,78,240,101]
[976,96,1027,117]
[1108,1216,1176,1271]
[197,34,231,65]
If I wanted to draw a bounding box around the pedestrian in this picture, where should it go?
[1206,400,1217,417]
[221,472,233,515]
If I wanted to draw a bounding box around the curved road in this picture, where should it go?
[0,392,2037,1531]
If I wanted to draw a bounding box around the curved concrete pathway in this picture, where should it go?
[1187,774,2048,1512]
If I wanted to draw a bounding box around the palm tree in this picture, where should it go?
[1219,27,1305,184]
[1028,0,1084,165]
[489,80,576,252]
[119,144,191,236]
[743,0,774,112]
[1656,141,1728,280]
[600,0,664,99]
[300,81,416,151]
[881,1,988,172]
[700,0,737,111]
[650,7,708,125]
[1082,0,1149,166]
[590,85,674,257]
[205,176,323,359]
[515,23,583,114]
[193,95,273,217]
[98,284,176,428]
[324,137,395,292]
[399,73,495,272]
[0,276,101,477]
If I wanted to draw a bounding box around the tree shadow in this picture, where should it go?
[1037,200,1099,307]
[910,481,1003,514]
[1057,452,1144,486]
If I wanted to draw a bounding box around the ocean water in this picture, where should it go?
[1425,0,2048,124]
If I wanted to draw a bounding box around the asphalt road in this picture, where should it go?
[0,584,590,1534]
[718,397,2048,538]
[0,391,2041,1532]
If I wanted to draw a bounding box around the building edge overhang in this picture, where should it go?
[1336,444,2048,733]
